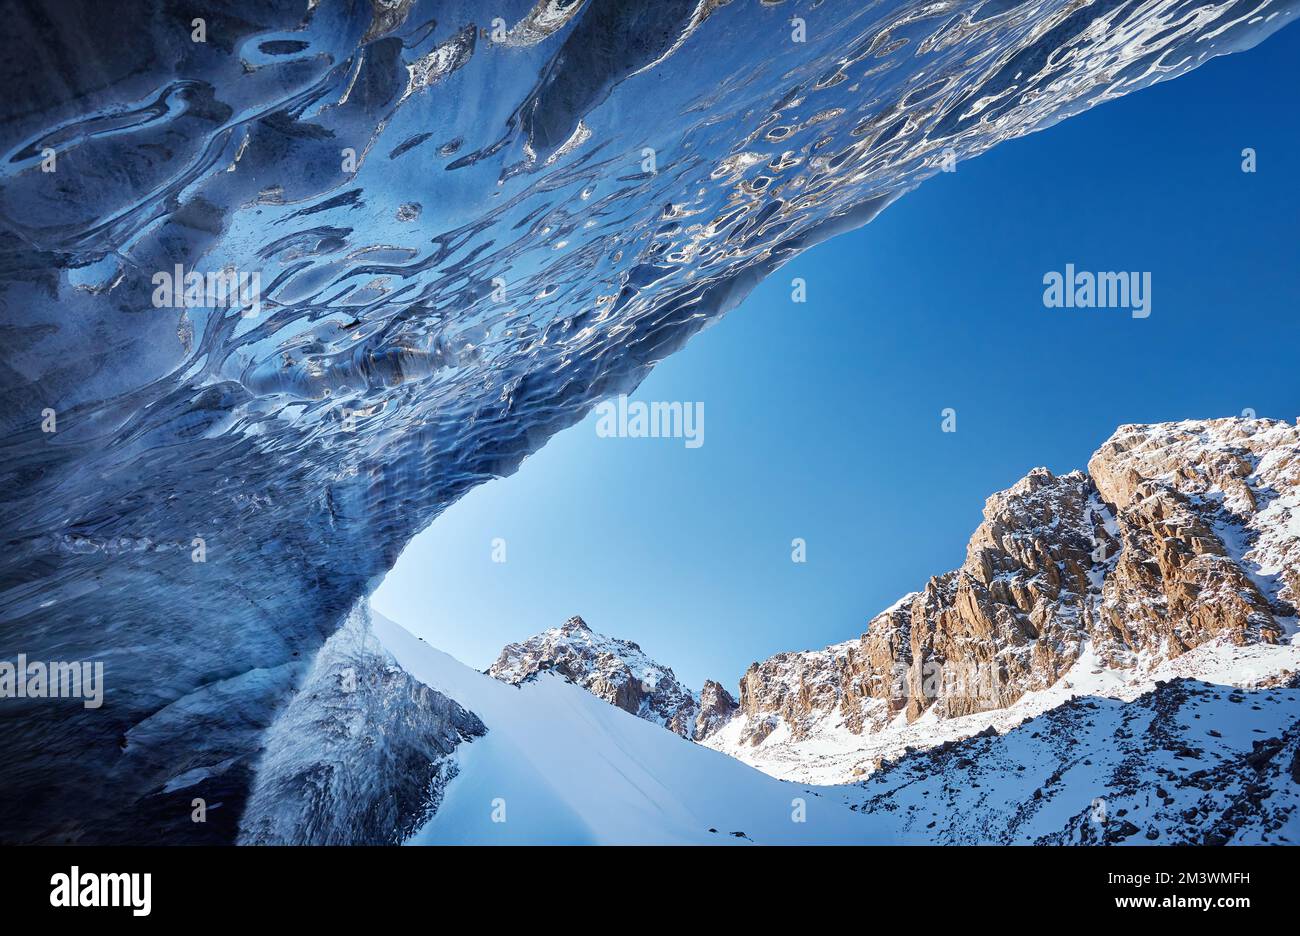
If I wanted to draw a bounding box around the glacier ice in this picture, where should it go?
[238,603,484,845]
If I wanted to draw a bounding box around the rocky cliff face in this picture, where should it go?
[706,418,1300,780]
[488,616,702,739]
[695,680,740,742]
[1089,420,1295,654]
[731,596,918,748]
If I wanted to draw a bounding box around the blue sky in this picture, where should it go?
[374,26,1300,690]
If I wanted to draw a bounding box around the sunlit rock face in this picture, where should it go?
[706,418,1300,783]
[0,0,1295,842]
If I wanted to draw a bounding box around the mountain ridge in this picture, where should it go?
[487,614,710,739]
[484,417,1300,786]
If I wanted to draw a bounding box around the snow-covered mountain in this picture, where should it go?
[698,418,1300,786]
[237,414,1300,847]
[230,604,887,844]
[488,615,708,740]
[253,594,1297,845]
[258,417,1282,846]
[374,610,885,845]
[411,415,1299,845]
[470,418,1300,810]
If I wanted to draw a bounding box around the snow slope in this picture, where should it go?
[855,672,1300,845]
[371,610,888,845]
[704,638,1300,785]
[379,609,1299,845]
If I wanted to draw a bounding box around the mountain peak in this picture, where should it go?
[489,616,702,738]
[560,615,590,632]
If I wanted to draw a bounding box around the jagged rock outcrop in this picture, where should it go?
[1088,419,1295,657]
[710,418,1300,775]
[733,596,917,747]
[725,467,1111,746]
[489,616,701,738]
[906,467,1109,721]
[694,680,739,742]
